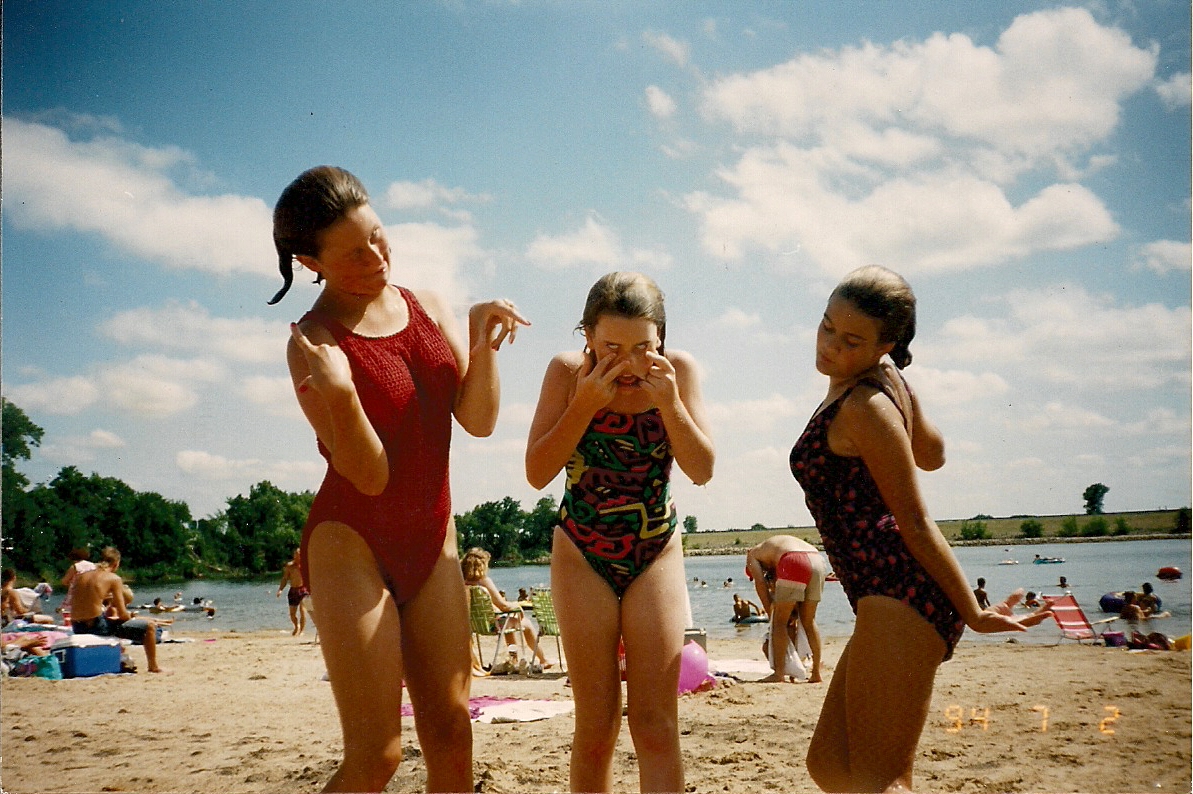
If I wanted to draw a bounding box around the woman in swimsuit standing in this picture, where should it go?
[526,272,714,794]
[272,166,528,793]
[790,265,1049,793]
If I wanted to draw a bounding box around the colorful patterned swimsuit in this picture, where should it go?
[559,408,676,598]
[789,378,965,661]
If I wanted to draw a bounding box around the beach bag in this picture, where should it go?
[11,654,63,680]
[1102,631,1126,647]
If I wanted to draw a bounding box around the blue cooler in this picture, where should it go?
[51,636,123,678]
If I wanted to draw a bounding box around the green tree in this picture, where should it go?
[1175,507,1191,535]
[224,481,311,574]
[1058,516,1080,537]
[1083,483,1109,515]
[1080,516,1108,537]
[750,523,767,532]
[1112,517,1130,536]
[2,398,43,490]
[958,520,989,540]
[683,515,698,534]
[1019,519,1045,539]
[456,497,523,562]
[519,496,558,560]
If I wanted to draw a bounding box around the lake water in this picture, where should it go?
[38,539,1190,648]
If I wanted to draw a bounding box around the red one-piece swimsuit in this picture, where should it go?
[298,286,459,606]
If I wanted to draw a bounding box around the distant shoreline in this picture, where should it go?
[683,532,1191,556]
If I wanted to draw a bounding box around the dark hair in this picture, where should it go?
[268,166,370,304]
[831,265,917,369]
[576,271,667,350]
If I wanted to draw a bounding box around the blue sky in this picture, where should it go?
[3,1,1190,531]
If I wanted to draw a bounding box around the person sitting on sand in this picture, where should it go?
[746,535,826,683]
[71,547,167,674]
[461,547,552,671]
[1023,591,1041,609]
[1,570,55,626]
[732,593,763,622]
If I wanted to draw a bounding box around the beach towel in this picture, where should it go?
[400,696,573,723]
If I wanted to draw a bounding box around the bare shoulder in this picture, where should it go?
[410,287,449,323]
[546,350,585,379]
[839,383,904,433]
[664,348,699,375]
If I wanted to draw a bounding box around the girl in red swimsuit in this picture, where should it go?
[790,266,1050,794]
[526,272,714,794]
[271,166,528,794]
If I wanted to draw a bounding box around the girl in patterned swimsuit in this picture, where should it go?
[272,166,527,793]
[526,272,714,794]
[790,266,1051,794]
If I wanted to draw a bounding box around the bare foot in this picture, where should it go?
[807,673,823,683]
[758,672,790,683]
[148,667,173,675]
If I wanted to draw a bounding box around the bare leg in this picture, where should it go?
[806,595,945,793]
[621,534,686,794]
[308,522,405,793]
[551,526,622,793]
[798,599,823,683]
[142,619,165,673]
[288,605,300,635]
[399,541,474,793]
[297,600,306,635]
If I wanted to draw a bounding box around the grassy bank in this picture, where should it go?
[682,508,1189,554]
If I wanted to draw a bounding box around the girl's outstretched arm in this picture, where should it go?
[420,291,529,438]
[840,387,1024,634]
[643,350,715,485]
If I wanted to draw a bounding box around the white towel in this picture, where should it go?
[768,617,812,681]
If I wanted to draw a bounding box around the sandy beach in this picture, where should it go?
[2,630,1189,794]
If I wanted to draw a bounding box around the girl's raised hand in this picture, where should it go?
[290,323,354,397]
[641,351,680,407]
[469,300,531,352]
[573,352,628,414]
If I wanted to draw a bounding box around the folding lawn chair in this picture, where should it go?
[1041,594,1118,645]
[468,585,525,670]
[529,589,565,672]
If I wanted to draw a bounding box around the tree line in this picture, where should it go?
[1,399,559,582]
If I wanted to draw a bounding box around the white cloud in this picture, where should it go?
[525,216,622,270]
[87,429,126,449]
[1132,240,1192,275]
[384,221,479,307]
[5,376,100,416]
[643,31,689,67]
[242,376,304,419]
[97,355,226,418]
[930,286,1191,390]
[100,301,285,363]
[175,449,322,484]
[705,393,802,434]
[1019,401,1115,432]
[4,118,275,276]
[1155,71,1191,109]
[645,85,677,119]
[687,8,1152,275]
[713,307,762,329]
[383,178,490,221]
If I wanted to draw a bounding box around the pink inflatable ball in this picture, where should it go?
[677,640,713,694]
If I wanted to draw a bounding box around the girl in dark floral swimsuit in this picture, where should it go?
[790,266,1051,794]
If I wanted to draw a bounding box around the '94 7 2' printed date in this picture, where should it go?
[944,705,1121,734]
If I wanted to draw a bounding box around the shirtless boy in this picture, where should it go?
[71,547,167,673]
[276,547,309,635]
[745,535,826,683]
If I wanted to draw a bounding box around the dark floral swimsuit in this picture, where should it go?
[790,378,965,661]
